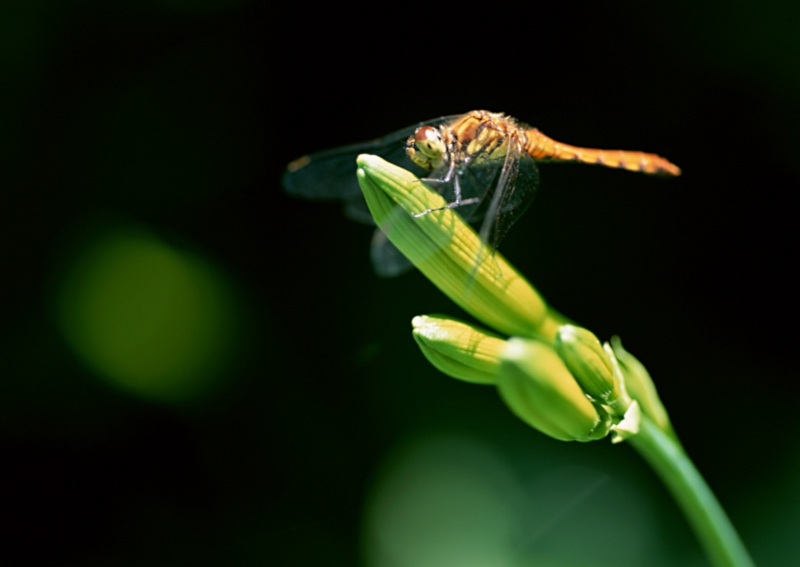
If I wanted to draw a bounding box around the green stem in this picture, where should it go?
[628,416,755,567]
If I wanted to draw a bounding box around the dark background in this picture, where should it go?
[1,1,798,565]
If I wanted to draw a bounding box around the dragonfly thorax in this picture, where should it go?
[406,125,448,171]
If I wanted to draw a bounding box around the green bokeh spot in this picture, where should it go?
[56,227,240,404]
[362,436,517,567]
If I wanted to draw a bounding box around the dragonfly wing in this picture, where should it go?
[370,228,414,277]
[282,114,465,278]
[343,199,376,225]
[478,138,539,252]
[281,115,460,201]
[282,133,410,201]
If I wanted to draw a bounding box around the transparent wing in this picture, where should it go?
[281,115,461,203]
[282,127,414,204]
[370,228,414,277]
[281,114,461,276]
[477,136,539,253]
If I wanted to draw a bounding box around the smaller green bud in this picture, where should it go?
[555,325,621,406]
[610,336,674,438]
[412,314,504,385]
[497,338,611,442]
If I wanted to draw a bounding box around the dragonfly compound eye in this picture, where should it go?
[414,126,445,159]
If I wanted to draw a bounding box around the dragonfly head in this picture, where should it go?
[406,126,447,170]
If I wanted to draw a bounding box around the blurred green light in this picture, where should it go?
[362,436,517,567]
[55,227,240,404]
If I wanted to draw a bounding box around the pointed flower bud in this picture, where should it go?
[411,314,504,385]
[497,338,611,442]
[554,325,624,408]
[609,336,674,437]
[356,154,563,341]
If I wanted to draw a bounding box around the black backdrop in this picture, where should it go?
[1,1,797,565]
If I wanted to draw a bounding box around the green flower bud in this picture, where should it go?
[411,314,504,385]
[497,338,611,442]
[609,336,674,437]
[356,154,562,341]
[554,325,622,407]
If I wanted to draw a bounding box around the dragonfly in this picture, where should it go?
[282,110,681,277]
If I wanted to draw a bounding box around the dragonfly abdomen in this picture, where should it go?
[524,128,681,176]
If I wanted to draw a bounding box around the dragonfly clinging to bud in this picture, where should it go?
[283,110,680,277]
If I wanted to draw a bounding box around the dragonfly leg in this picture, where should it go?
[417,151,455,195]
[452,166,465,202]
[414,148,484,217]
[418,174,450,195]
[415,154,481,216]
[412,197,481,218]
[420,157,456,187]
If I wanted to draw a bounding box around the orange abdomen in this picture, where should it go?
[524,128,681,176]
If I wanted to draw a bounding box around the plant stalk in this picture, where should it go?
[628,416,755,567]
